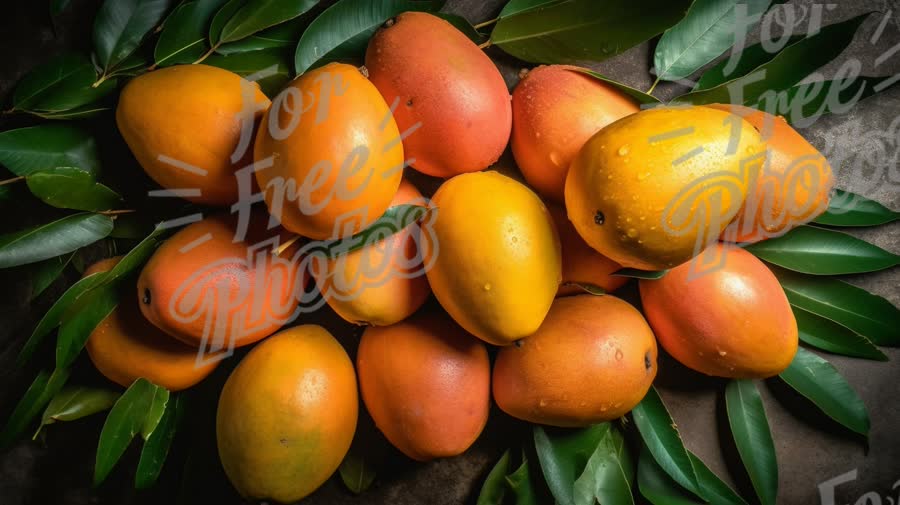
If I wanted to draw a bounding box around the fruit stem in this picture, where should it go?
[477,40,492,50]
[474,17,499,30]
[274,235,301,256]
[193,43,220,65]
[98,209,136,216]
[0,176,24,187]
[647,77,661,96]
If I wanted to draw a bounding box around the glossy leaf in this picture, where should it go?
[693,33,804,91]
[679,13,871,105]
[26,168,122,211]
[777,269,900,347]
[208,0,244,46]
[655,0,771,81]
[638,445,703,505]
[0,124,101,177]
[477,450,511,505]
[815,189,899,227]
[205,49,291,97]
[29,253,74,300]
[575,69,662,105]
[30,105,113,120]
[612,268,668,279]
[217,15,305,54]
[506,456,541,505]
[499,0,548,18]
[688,452,747,505]
[104,226,166,284]
[0,213,113,269]
[12,53,115,112]
[534,424,610,505]
[217,0,317,45]
[308,205,430,258]
[438,14,487,44]
[491,0,692,64]
[793,307,887,361]
[135,395,180,489]
[745,226,900,275]
[779,348,870,436]
[772,76,900,126]
[0,369,70,447]
[573,425,635,505]
[294,0,442,75]
[631,387,700,496]
[154,0,228,66]
[725,380,777,505]
[39,386,120,431]
[56,280,120,369]
[93,0,173,72]
[141,385,171,440]
[339,447,377,494]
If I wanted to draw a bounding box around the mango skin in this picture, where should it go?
[512,65,639,202]
[424,171,561,345]
[365,12,512,178]
[548,204,627,296]
[493,295,657,427]
[116,64,270,205]
[357,310,490,461]
[565,106,764,271]
[639,244,798,378]
[216,325,357,503]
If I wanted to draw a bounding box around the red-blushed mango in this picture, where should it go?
[512,65,639,202]
[492,295,657,427]
[639,243,798,378]
[116,65,270,206]
[254,63,403,240]
[357,309,490,461]
[365,12,512,178]
[312,179,431,326]
[548,204,627,296]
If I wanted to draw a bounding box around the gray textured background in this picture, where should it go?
[1,1,899,504]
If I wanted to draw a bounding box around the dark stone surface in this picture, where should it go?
[1,1,899,504]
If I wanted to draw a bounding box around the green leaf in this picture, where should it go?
[638,445,703,505]
[38,386,120,432]
[205,48,291,97]
[693,33,804,91]
[655,0,771,82]
[339,446,377,494]
[293,0,443,75]
[217,0,317,45]
[437,13,487,44]
[631,387,700,496]
[105,226,167,283]
[29,253,74,300]
[613,268,668,279]
[217,15,305,54]
[491,0,692,65]
[779,348,870,436]
[499,0,550,18]
[208,0,245,46]
[725,380,777,505]
[793,306,887,361]
[688,452,748,505]
[574,69,662,105]
[533,424,611,505]
[773,76,900,126]
[679,13,871,105]
[565,283,607,296]
[110,214,155,239]
[776,269,899,347]
[26,167,123,212]
[0,213,114,269]
[30,104,114,120]
[56,280,120,369]
[141,386,171,440]
[478,450,511,505]
[573,425,635,505]
[12,53,116,112]
[745,226,900,275]
[506,456,541,505]
[0,124,101,177]
[135,395,180,489]
[51,0,73,16]
[0,368,70,447]
[309,204,430,258]
[154,0,228,66]
[94,378,168,486]
[93,0,173,72]
[815,189,899,227]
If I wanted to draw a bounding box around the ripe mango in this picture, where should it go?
[548,204,626,296]
[365,12,512,177]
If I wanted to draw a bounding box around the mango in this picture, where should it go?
[549,204,627,296]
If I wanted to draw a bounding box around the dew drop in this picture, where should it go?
[615,349,624,361]
[539,399,548,407]
[719,350,727,357]
[626,228,639,239]
[617,145,630,156]
[549,151,562,167]
[483,283,492,291]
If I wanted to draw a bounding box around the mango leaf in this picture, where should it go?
[293,0,442,75]
[654,0,772,82]
[0,124,101,177]
[135,395,180,489]
[745,226,900,275]
[141,386,171,440]
[30,104,113,120]
[29,253,74,300]
[208,0,245,46]
[12,53,116,112]
[815,189,899,227]
[792,307,887,361]
[205,49,291,97]
[491,0,692,65]
[56,280,120,369]
[693,33,803,91]
[104,225,167,284]
[38,386,120,434]
[613,268,668,279]
[638,445,703,505]
[573,425,635,505]
[725,380,777,505]
[773,76,900,126]
[154,0,228,66]
[217,15,305,54]
[94,378,169,486]
[26,168,123,212]
[308,205,430,258]
[776,269,900,347]
[506,456,543,505]
[216,0,317,45]
[779,348,870,436]
[339,446,377,494]
[575,69,662,105]
[631,387,700,496]
[93,0,173,73]
[499,0,549,18]
[438,14,487,44]
[0,213,113,269]
[679,13,871,105]
[0,368,70,447]
[687,452,747,505]
[533,424,611,505]
[478,450,511,505]
[110,214,155,239]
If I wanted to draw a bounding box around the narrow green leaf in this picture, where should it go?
[0,368,70,447]
[56,280,120,369]
[574,69,662,104]
[613,268,668,279]
[499,0,550,18]
[13,53,115,112]
[746,226,900,275]
[39,386,120,430]
[655,0,772,82]
[506,456,541,505]
[777,269,899,347]
[29,253,74,300]
[573,426,635,505]
[565,283,607,296]
[217,15,305,54]
[154,0,228,66]
[308,205,430,258]
[208,0,245,46]
[0,124,101,177]
[688,452,748,505]
[638,445,704,505]
[0,213,114,269]
[779,348,870,436]
[205,48,291,97]
[477,450,511,505]
[725,380,777,505]
[693,33,804,91]
[105,226,167,284]
[773,76,900,126]
[135,395,180,489]
[30,104,114,120]
[93,0,173,72]
[815,189,899,227]
[26,168,122,212]
[217,0,317,44]
[491,0,692,65]
[793,307,887,361]
[141,386,171,440]
[534,424,611,505]
[339,446,377,494]
[437,14,487,44]
[631,387,700,496]
[293,0,443,75]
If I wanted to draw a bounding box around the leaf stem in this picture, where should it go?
[92,73,109,89]
[474,17,499,30]
[98,209,136,216]
[647,77,661,96]
[274,235,301,256]
[477,40,492,50]
[0,176,25,187]
[193,43,221,65]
